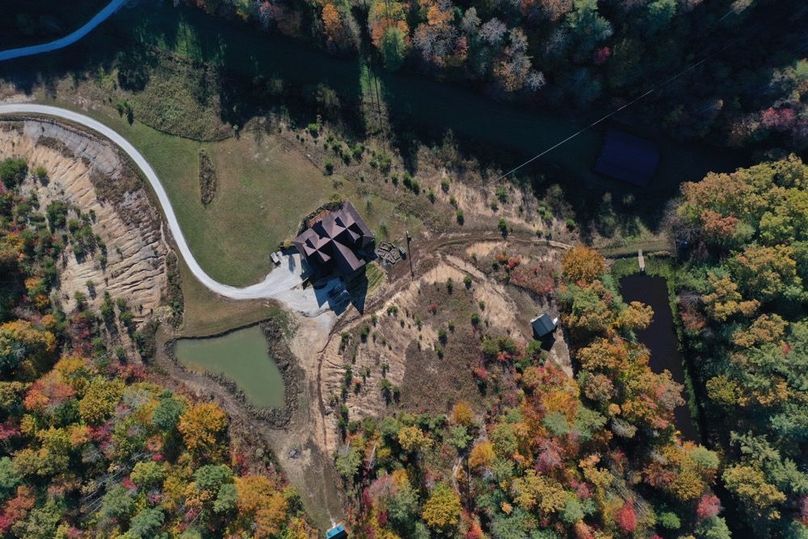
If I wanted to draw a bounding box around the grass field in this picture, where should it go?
[35,90,344,286]
[38,95,425,287]
[176,256,285,337]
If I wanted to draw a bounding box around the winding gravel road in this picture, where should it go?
[0,103,338,315]
[0,0,129,62]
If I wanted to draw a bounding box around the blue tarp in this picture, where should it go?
[326,524,348,539]
[594,129,660,186]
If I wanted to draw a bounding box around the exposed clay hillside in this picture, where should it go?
[0,119,169,323]
[318,243,570,455]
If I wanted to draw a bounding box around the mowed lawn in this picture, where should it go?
[37,96,335,286]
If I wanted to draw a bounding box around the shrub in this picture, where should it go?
[0,158,28,189]
[34,166,48,182]
[198,149,218,206]
[402,174,420,194]
[456,210,464,225]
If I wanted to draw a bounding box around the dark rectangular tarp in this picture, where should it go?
[594,129,660,186]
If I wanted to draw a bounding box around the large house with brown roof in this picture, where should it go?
[293,201,374,276]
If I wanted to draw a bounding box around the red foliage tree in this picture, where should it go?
[616,500,637,533]
[593,46,611,64]
[696,493,722,521]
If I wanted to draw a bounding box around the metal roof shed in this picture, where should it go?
[531,313,558,339]
[594,129,660,186]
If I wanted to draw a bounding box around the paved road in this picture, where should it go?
[0,0,129,62]
[0,103,340,315]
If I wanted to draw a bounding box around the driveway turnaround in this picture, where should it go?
[0,0,130,62]
[0,103,337,315]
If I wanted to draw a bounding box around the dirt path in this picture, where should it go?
[155,314,345,529]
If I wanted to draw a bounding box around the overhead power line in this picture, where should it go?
[493,3,806,183]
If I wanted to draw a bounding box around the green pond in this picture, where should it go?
[175,325,284,409]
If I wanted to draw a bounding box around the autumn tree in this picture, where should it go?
[235,475,291,537]
[178,402,228,462]
[0,321,56,379]
[562,245,605,284]
[468,441,495,470]
[397,425,433,453]
[675,156,808,535]
[723,465,786,521]
[422,482,461,531]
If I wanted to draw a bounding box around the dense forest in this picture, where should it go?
[670,155,808,537]
[328,158,808,538]
[0,159,312,537]
[185,0,807,153]
[334,245,728,538]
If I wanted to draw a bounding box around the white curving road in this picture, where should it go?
[0,103,337,315]
[0,3,336,316]
[0,0,130,62]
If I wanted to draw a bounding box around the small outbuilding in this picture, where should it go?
[594,129,660,186]
[531,313,558,339]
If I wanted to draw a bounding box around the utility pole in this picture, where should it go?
[405,231,414,278]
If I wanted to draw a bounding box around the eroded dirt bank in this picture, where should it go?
[0,118,169,322]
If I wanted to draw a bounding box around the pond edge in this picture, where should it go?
[165,318,301,428]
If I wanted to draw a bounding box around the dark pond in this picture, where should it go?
[619,273,698,441]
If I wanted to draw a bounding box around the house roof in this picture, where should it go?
[531,313,557,337]
[293,202,374,275]
[594,129,660,186]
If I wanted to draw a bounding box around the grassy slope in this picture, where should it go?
[176,255,284,337]
[36,93,339,286]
